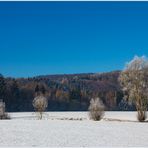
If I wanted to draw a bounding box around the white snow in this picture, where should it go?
[0,112,148,147]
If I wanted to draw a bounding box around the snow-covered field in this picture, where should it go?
[0,112,148,147]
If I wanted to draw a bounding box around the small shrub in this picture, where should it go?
[0,112,10,120]
[33,95,48,119]
[88,97,105,121]
[0,100,10,120]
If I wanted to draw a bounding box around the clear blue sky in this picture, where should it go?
[0,2,148,78]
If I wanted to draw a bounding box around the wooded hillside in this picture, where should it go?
[0,71,135,112]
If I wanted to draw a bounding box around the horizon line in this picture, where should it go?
[2,69,121,79]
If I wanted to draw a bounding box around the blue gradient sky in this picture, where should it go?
[0,2,148,78]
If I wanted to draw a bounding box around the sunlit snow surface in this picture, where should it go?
[0,112,148,147]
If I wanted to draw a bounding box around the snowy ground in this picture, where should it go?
[0,112,148,147]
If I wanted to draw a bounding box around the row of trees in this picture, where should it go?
[0,55,148,122]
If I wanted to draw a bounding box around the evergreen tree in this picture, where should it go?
[35,84,40,96]
[0,74,6,100]
[40,85,46,95]
[10,80,20,111]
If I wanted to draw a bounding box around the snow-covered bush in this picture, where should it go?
[0,100,10,120]
[0,112,10,120]
[33,95,48,119]
[88,97,105,121]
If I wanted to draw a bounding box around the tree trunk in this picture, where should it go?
[137,110,146,122]
[136,98,146,122]
[40,112,42,120]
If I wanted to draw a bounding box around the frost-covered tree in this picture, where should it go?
[88,97,105,121]
[33,95,48,119]
[119,56,148,122]
[0,100,10,119]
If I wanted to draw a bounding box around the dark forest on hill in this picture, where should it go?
[0,71,135,112]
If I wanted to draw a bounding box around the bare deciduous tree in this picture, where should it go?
[33,96,48,119]
[119,56,148,122]
[88,97,105,121]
